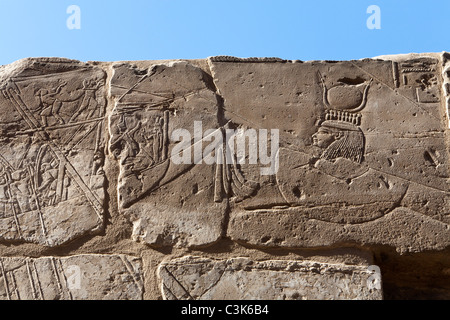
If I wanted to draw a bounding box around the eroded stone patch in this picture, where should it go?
[158,256,383,300]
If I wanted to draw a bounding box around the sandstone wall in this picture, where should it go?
[0,53,448,300]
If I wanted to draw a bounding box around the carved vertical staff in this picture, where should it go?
[162,110,169,161]
[56,162,65,203]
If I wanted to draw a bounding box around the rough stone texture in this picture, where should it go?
[0,53,448,300]
[0,58,106,247]
[158,256,383,300]
[0,254,143,300]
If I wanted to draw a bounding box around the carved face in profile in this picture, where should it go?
[312,121,365,164]
[312,127,341,149]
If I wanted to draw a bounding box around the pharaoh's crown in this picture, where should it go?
[319,72,373,128]
[325,109,362,126]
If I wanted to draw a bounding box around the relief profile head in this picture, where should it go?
[313,119,365,164]
[314,74,371,164]
[312,126,342,149]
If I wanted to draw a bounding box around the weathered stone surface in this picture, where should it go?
[0,53,448,300]
[158,256,382,300]
[0,58,105,247]
[0,254,143,300]
[109,61,227,248]
[208,55,450,253]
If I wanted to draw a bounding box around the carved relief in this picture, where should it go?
[0,58,106,246]
[395,58,441,103]
[209,56,450,253]
[315,74,371,163]
[0,55,448,301]
[109,61,228,248]
[110,109,170,198]
[0,254,143,300]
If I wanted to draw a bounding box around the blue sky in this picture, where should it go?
[0,0,448,65]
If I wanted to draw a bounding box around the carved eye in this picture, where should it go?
[318,128,330,135]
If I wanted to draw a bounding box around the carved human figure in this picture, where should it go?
[272,117,410,224]
[92,151,105,176]
[146,116,165,165]
[69,79,102,123]
[110,114,141,169]
[10,169,34,213]
[38,161,59,206]
[35,81,67,126]
[0,173,9,218]
[62,173,71,202]
[0,166,8,198]
[312,120,365,164]
[310,119,368,180]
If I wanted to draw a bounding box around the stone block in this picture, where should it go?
[208,55,450,253]
[158,256,382,300]
[0,58,106,246]
[0,254,143,300]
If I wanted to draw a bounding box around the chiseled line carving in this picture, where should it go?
[0,258,11,300]
[1,81,103,220]
[31,260,45,300]
[25,259,38,300]
[56,258,73,300]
